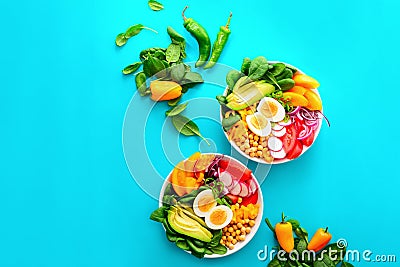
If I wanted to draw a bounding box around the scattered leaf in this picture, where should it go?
[122,62,142,75]
[165,102,188,117]
[148,0,164,11]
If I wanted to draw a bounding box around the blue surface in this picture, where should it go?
[1,0,399,266]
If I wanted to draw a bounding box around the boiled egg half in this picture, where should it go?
[193,189,217,217]
[246,112,272,137]
[257,97,285,122]
[204,205,233,230]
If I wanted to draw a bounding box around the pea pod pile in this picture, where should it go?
[150,153,262,258]
[217,56,328,163]
[265,214,354,267]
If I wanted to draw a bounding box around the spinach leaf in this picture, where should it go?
[183,72,204,84]
[168,96,182,106]
[241,57,251,75]
[115,33,127,46]
[267,257,282,267]
[295,227,309,241]
[143,55,166,77]
[216,95,227,106]
[175,238,190,250]
[122,62,142,75]
[166,43,181,63]
[226,70,242,91]
[296,239,307,254]
[209,230,223,247]
[166,232,177,242]
[342,262,354,267]
[209,244,227,255]
[287,219,300,230]
[165,102,188,117]
[222,114,241,131]
[135,72,149,96]
[125,24,157,38]
[148,0,164,11]
[170,63,186,82]
[265,71,281,90]
[248,56,269,81]
[269,63,286,76]
[167,26,185,44]
[276,68,293,81]
[149,206,168,222]
[162,195,177,206]
[277,78,295,91]
[171,115,209,144]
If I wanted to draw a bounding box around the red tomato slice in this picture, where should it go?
[281,124,298,154]
[301,129,315,147]
[241,190,258,206]
[226,194,238,204]
[219,159,252,182]
[286,140,303,160]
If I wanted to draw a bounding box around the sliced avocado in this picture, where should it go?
[226,81,275,111]
[177,206,208,229]
[177,209,212,239]
[167,207,212,243]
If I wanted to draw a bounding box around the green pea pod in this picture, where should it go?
[204,13,232,69]
[182,6,211,68]
[135,72,149,96]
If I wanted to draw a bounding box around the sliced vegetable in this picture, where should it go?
[268,136,283,152]
[293,74,320,89]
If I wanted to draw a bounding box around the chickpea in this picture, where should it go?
[254,135,259,141]
[227,236,233,242]
[249,220,255,227]
[253,141,258,147]
[260,137,265,142]
[223,226,228,232]
[262,141,267,147]
[222,236,227,241]
[256,151,262,157]
[226,241,232,247]
[244,219,250,224]
[249,134,254,140]
[220,239,225,245]
[249,152,256,158]
[225,232,230,236]
[240,136,246,142]
[265,156,274,163]
[244,143,250,149]
[237,222,243,229]
[257,145,263,151]
[239,145,245,151]
[245,227,251,234]
[241,226,246,233]
[228,227,234,233]
[244,148,251,155]
[236,229,241,235]
[241,220,246,225]
[237,197,242,204]
[239,234,246,241]
[232,232,236,237]
[228,244,235,250]
[232,239,238,245]
[233,225,238,230]
[249,140,254,145]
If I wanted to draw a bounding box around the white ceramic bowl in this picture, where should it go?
[220,62,322,164]
[158,153,264,258]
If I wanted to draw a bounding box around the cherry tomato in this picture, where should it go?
[281,124,297,154]
[301,129,315,147]
[241,190,258,206]
[286,140,303,159]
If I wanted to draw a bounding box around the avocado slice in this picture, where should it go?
[177,206,208,229]
[226,81,275,111]
[167,207,212,243]
[176,209,212,240]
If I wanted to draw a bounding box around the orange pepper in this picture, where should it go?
[150,80,182,101]
[307,227,332,252]
[275,213,294,253]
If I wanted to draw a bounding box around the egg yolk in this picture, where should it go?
[198,195,215,213]
[250,115,267,130]
[210,209,227,225]
[261,101,278,118]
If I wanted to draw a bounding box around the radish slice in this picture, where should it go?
[272,124,284,131]
[248,179,257,195]
[270,149,286,159]
[219,172,233,189]
[239,182,249,197]
[268,136,283,152]
[272,127,286,137]
[231,183,241,195]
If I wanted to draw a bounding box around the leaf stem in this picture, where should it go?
[182,6,188,21]
[142,26,158,34]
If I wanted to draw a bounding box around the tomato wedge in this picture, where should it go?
[301,129,315,147]
[286,140,303,160]
[281,124,297,154]
[241,190,258,206]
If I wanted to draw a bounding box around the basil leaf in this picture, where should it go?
[170,63,186,82]
[184,72,204,84]
[171,115,209,144]
[166,43,181,63]
[115,33,127,47]
[122,62,142,75]
[165,102,188,117]
[148,0,164,11]
[248,56,269,81]
[168,96,182,106]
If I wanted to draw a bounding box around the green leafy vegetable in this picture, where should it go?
[183,72,204,84]
[115,24,158,47]
[167,26,185,44]
[170,64,186,82]
[221,114,240,131]
[226,70,242,91]
[171,115,209,145]
[115,33,127,46]
[148,0,164,11]
[149,206,167,222]
[135,72,149,96]
[216,95,227,106]
[122,62,142,75]
[166,43,181,63]
[248,56,269,81]
[269,63,286,76]
[168,96,182,106]
[143,55,166,77]
[241,57,252,75]
[165,102,188,117]
[277,78,295,91]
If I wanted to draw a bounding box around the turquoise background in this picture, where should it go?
[1,0,399,266]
